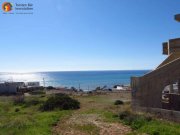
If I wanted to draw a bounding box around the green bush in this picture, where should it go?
[30,90,45,95]
[119,111,130,120]
[152,131,160,135]
[131,116,147,130]
[114,100,124,105]
[40,93,80,111]
[15,108,20,112]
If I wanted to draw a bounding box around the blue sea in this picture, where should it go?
[0,70,149,90]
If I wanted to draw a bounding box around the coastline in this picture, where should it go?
[0,70,149,90]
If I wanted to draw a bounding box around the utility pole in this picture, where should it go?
[43,78,46,88]
[79,83,80,91]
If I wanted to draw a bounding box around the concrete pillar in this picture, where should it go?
[162,42,169,55]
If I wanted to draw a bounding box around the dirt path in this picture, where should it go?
[53,113,131,135]
[53,94,132,135]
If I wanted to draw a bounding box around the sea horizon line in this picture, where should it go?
[0,69,152,74]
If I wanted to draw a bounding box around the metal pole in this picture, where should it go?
[43,78,45,88]
[79,83,80,91]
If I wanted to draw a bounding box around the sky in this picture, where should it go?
[0,0,180,72]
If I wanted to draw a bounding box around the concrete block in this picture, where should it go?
[175,14,180,22]
[163,42,168,55]
[169,38,180,54]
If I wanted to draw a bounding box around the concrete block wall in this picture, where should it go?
[131,57,180,109]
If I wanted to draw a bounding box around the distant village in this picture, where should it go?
[0,81,131,95]
[0,81,41,94]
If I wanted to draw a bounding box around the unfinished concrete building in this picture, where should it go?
[131,14,180,121]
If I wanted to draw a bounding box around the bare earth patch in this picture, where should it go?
[53,113,131,135]
[53,92,132,135]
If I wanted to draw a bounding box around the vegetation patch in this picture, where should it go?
[13,95,25,105]
[119,111,180,135]
[119,111,151,130]
[13,95,44,108]
[82,108,118,123]
[0,95,72,135]
[14,108,20,112]
[1,92,180,135]
[29,90,45,95]
[73,124,100,135]
[114,100,124,105]
[40,93,80,111]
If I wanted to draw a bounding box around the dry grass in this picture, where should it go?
[53,92,132,135]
